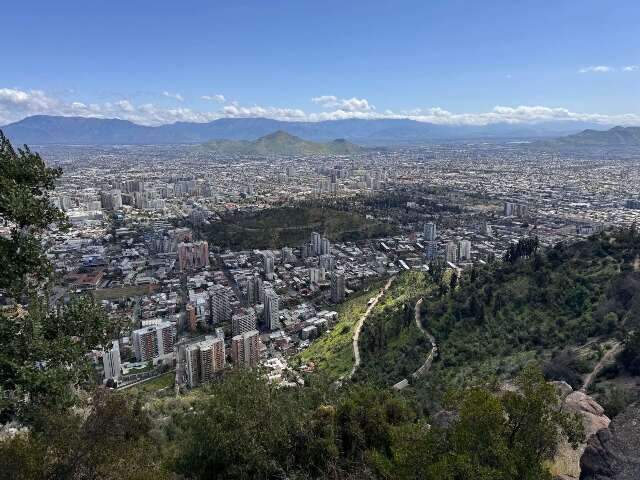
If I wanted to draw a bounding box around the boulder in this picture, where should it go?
[551,388,610,479]
[579,403,640,480]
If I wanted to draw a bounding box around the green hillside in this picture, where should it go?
[411,229,640,410]
[552,126,640,147]
[200,130,362,155]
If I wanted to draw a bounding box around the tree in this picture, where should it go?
[429,365,584,480]
[0,389,169,480]
[449,271,458,292]
[619,330,640,375]
[0,132,113,422]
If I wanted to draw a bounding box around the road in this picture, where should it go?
[348,276,395,379]
[581,341,622,392]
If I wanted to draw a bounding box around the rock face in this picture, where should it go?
[551,384,611,479]
[579,403,640,480]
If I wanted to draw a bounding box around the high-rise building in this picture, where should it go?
[504,201,528,218]
[209,284,232,324]
[132,322,176,363]
[424,222,437,241]
[281,246,294,264]
[330,272,346,303]
[232,307,257,336]
[319,254,336,272]
[186,303,197,331]
[264,289,280,331]
[231,330,260,368]
[177,241,209,271]
[184,334,225,388]
[102,340,121,382]
[309,267,324,285]
[425,241,438,260]
[263,251,275,280]
[100,189,122,211]
[311,232,322,256]
[246,274,264,306]
[458,240,471,261]
[320,237,331,255]
[445,242,458,263]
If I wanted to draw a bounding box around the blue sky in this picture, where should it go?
[1,0,639,125]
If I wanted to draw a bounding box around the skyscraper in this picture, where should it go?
[319,254,336,272]
[184,335,225,388]
[458,240,471,261]
[177,241,210,271]
[246,274,264,305]
[231,330,260,368]
[102,340,121,382]
[330,272,346,303]
[311,232,322,256]
[424,222,437,241]
[425,241,438,260]
[445,242,458,263]
[264,288,280,331]
[263,251,275,280]
[209,284,232,324]
[320,237,331,255]
[132,322,176,363]
[232,307,257,336]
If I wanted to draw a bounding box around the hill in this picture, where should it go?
[200,130,362,155]
[0,114,613,145]
[551,126,640,147]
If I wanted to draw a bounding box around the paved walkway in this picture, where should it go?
[348,276,395,379]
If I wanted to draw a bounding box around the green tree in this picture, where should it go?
[0,132,113,422]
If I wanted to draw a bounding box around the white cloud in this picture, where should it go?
[579,65,614,73]
[311,95,374,112]
[623,65,639,72]
[162,91,184,101]
[201,94,225,102]
[222,104,306,121]
[1,87,639,127]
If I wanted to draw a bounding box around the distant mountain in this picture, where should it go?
[0,114,619,146]
[552,126,640,147]
[200,130,362,156]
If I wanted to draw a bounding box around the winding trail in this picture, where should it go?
[392,297,438,390]
[411,298,438,379]
[348,276,396,379]
[581,341,622,392]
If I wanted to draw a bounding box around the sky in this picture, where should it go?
[1,0,639,126]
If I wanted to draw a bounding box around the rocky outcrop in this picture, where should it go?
[551,383,611,479]
[579,403,640,480]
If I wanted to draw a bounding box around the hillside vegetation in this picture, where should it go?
[201,206,398,250]
[354,271,435,386]
[412,229,640,410]
[200,130,362,156]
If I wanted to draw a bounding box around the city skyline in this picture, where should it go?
[2,0,640,126]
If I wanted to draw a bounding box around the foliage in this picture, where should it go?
[618,330,640,375]
[200,206,397,250]
[356,272,434,386]
[0,389,168,480]
[415,229,640,409]
[297,280,385,380]
[0,132,116,423]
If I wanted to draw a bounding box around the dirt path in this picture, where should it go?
[348,276,396,379]
[581,341,623,392]
[411,298,437,379]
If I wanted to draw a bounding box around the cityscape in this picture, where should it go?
[2,2,640,479]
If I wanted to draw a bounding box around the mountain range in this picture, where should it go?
[0,114,624,146]
[200,130,361,156]
[548,126,640,147]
